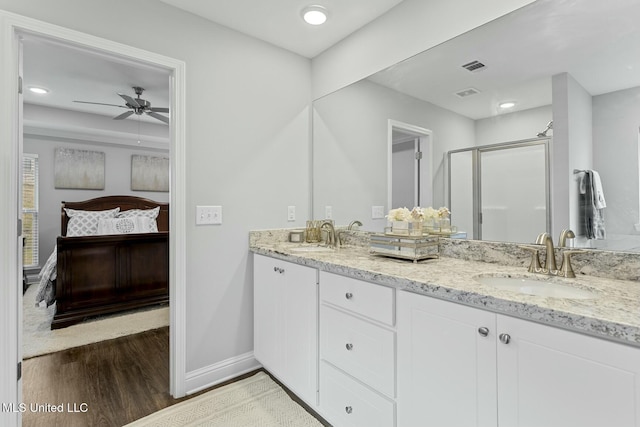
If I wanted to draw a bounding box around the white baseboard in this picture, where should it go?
[184,351,261,395]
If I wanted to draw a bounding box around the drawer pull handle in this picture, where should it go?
[273,267,284,274]
[345,406,353,414]
[478,327,489,337]
[345,292,353,299]
[345,343,354,351]
[499,333,511,344]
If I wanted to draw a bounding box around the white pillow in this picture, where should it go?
[96,216,158,235]
[64,207,120,236]
[116,207,160,232]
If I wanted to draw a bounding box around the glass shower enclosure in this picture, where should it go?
[447,137,550,243]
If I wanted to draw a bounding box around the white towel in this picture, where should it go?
[591,170,606,209]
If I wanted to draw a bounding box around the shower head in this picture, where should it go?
[537,121,553,137]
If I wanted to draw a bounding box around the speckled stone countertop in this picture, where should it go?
[250,231,640,348]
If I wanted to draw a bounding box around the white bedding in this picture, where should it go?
[35,247,57,307]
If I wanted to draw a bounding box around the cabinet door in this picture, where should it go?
[253,254,318,407]
[397,291,497,427]
[282,259,318,406]
[254,254,285,375]
[497,315,640,427]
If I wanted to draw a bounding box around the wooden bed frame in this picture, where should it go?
[52,195,169,329]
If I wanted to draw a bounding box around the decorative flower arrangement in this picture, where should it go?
[386,206,450,222]
[386,206,452,235]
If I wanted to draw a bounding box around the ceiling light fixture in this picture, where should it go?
[302,5,328,25]
[28,86,49,95]
[498,101,516,109]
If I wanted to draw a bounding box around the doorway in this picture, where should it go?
[0,13,187,422]
[388,120,433,210]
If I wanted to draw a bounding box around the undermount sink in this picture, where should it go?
[474,275,597,300]
[289,246,335,253]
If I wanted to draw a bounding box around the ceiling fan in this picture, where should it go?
[73,86,169,124]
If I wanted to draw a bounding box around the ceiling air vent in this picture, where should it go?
[454,87,481,98]
[461,60,486,72]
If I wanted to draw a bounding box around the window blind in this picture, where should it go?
[22,154,39,268]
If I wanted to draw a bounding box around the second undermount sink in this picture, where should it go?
[474,275,598,300]
[289,246,335,253]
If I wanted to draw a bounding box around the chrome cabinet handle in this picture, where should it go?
[345,406,353,414]
[499,333,511,344]
[478,327,489,337]
[345,343,354,351]
[345,292,353,299]
[273,267,284,274]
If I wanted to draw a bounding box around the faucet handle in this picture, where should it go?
[558,249,584,278]
[519,245,543,273]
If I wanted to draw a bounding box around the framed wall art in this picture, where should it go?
[54,147,105,190]
[131,155,169,192]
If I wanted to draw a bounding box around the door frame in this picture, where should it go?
[387,119,433,211]
[0,11,188,424]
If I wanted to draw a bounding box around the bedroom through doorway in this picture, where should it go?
[19,30,173,389]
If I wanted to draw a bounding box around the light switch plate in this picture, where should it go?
[196,205,222,225]
[287,206,296,221]
[372,205,385,219]
[325,206,332,219]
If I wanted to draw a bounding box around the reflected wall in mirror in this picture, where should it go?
[312,0,640,252]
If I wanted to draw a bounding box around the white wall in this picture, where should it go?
[552,73,593,239]
[313,80,474,230]
[0,0,311,394]
[475,105,552,146]
[311,0,537,99]
[593,86,640,243]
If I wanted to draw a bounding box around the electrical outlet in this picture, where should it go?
[372,205,385,219]
[325,206,332,219]
[196,205,222,225]
[287,206,296,222]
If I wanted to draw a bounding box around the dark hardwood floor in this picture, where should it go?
[22,327,330,427]
[22,327,179,427]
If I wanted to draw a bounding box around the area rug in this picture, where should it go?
[23,284,169,359]
[125,372,324,427]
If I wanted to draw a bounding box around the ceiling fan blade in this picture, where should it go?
[113,111,134,120]
[150,107,170,113]
[118,93,140,108]
[73,100,128,108]
[146,111,170,124]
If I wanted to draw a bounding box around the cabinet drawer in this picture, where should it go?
[320,361,395,427]
[321,305,395,397]
[320,271,394,326]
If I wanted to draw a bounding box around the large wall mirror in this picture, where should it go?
[312,0,640,252]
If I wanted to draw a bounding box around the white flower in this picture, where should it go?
[437,207,451,218]
[386,207,411,222]
[423,207,439,219]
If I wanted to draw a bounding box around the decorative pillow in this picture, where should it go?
[96,216,158,235]
[64,207,120,236]
[116,207,160,232]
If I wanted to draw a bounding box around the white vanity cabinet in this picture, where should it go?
[397,290,640,427]
[253,254,318,407]
[319,271,397,427]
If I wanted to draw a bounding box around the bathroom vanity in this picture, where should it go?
[250,230,640,427]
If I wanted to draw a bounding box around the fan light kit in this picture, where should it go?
[302,5,328,25]
[73,86,169,124]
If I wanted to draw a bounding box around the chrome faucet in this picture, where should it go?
[348,220,363,230]
[536,232,557,272]
[522,230,582,278]
[321,221,338,248]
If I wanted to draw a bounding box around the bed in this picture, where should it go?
[36,195,169,329]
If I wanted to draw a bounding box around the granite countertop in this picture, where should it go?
[250,241,640,347]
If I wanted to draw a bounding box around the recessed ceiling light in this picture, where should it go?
[302,5,328,25]
[28,86,49,95]
[498,101,516,109]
